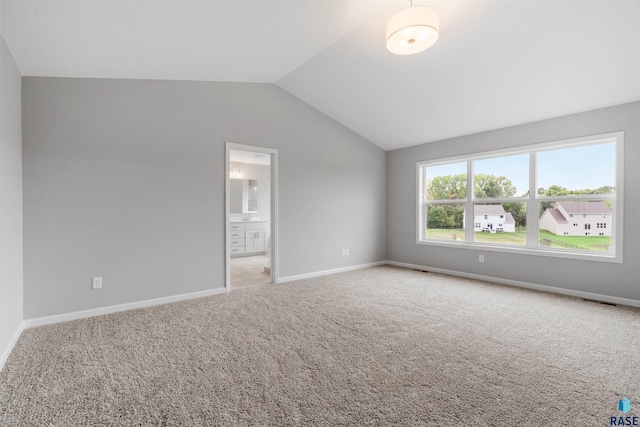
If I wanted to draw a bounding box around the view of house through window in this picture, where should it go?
[418,133,622,261]
[536,142,616,252]
[472,203,527,246]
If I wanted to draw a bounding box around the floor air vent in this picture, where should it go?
[582,298,617,306]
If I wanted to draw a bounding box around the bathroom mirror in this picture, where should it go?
[230,179,258,213]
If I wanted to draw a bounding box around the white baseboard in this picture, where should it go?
[19,262,384,330]
[0,321,25,372]
[16,259,639,339]
[24,287,227,329]
[278,261,387,283]
[386,260,640,308]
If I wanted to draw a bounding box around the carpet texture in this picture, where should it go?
[1,266,639,426]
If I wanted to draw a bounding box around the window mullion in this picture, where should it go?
[418,164,424,241]
[526,151,537,248]
[465,161,474,242]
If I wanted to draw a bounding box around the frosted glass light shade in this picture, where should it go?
[386,6,439,55]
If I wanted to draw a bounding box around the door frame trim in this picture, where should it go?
[225,142,279,291]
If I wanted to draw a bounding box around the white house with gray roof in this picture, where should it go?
[466,204,516,233]
[539,201,612,236]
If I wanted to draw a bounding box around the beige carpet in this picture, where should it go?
[1,266,639,426]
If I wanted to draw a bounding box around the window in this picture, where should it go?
[418,132,623,262]
[421,161,466,241]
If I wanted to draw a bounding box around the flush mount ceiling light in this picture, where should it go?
[386,1,439,55]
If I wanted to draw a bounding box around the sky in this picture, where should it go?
[425,142,615,197]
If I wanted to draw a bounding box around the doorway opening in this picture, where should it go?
[225,143,278,290]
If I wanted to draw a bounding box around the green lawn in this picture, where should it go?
[425,228,611,252]
[538,230,611,252]
[426,228,465,241]
[426,228,526,245]
[474,230,526,245]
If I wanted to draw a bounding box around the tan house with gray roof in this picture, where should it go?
[539,201,612,236]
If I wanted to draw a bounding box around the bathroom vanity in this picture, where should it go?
[230,220,267,257]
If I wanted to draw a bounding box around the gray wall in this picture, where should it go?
[387,101,640,301]
[22,77,387,319]
[0,36,23,362]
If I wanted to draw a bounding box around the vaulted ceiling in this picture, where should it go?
[2,0,639,150]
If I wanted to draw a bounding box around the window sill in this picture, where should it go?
[416,239,622,263]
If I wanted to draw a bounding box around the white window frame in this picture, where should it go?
[416,131,623,263]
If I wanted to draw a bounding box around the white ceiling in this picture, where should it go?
[2,0,639,151]
[0,0,393,82]
[230,150,270,166]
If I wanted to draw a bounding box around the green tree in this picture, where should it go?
[426,205,456,229]
[593,185,615,194]
[538,185,614,196]
[427,173,519,200]
[503,202,526,228]
[474,174,517,198]
[545,185,570,196]
[450,205,465,228]
[427,174,466,200]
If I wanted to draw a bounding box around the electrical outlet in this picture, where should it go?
[479,255,484,263]
[341,249,346,256]
[92,277,102,289]
[346,249,350,256]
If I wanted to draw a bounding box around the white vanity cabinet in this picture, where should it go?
[230,222,246,255]
[245,222,267,253]
[230,221,267,256]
